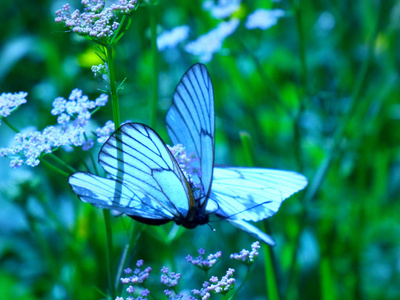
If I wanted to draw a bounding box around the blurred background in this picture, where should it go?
[1,0,399,299]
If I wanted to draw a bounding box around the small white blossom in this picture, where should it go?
[96,120,115,143]
[203,0,241,19]
[157,25,190,51]
[92,63,108,79]
[0,89,109,168]
[186,248,222,271]
[230,241,261,265]
[167,143,202,192]
[55,0,138,42]
[245,9,285,30]
[0,92,28,123]
[185,19,239,63]
[82,139,95,151]
[205,268,235,295]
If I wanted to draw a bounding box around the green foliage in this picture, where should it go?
[1,0,400,299]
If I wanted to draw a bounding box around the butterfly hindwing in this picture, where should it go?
[166,64,215,204]
[210,167,308,222]
[226,219,277,246]
[69,123,193,221]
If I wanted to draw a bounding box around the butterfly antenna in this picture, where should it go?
[207,223,216,232]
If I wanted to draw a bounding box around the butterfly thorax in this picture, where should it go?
[173,205,209,229]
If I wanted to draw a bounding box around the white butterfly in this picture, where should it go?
[69,64,307,245]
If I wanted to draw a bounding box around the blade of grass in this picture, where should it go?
[240,131,280,300]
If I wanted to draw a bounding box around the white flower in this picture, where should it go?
[1,89,109,168]
[0,91,28,121]
[185,19,239,63]
[203,0,241,19]
[157,25,190,51]
[96,120,115,143]
[245,9,285,30]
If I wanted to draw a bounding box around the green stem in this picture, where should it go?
[103,209,114,299]
[149,4,159,129]
[103,43,122,300]
[239,133,280,299]
[46,152,77,174]
[106,45,121,128]
[229,266,252,299]
[39,157,70,177]
[263,242,280,300]
[2,117,20,132]
[114,223,144,290]
[290,0,309,95]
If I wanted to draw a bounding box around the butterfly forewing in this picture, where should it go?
[166,64,215,203]
[70,123,194,221]
[69,172,176,219]
[210,167,308,222]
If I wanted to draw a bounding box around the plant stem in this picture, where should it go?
[103,209,115,299]
[229,266,252,299]
[239,132,280,299]
[2,117,20,132]
[149,3,159,129]
[263,241,280,300]
[39,157,70,177]
[106,45,121,129]
[103,43,122,300]
[290,0,309,95]
[114,223,144,290]
[47,152,77,174]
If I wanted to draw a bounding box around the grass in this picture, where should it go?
[0,0,399,299]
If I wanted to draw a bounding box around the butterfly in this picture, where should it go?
[69,64,307,245]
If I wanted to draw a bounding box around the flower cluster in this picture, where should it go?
[158,0,285,63]
[118,260,152,300]
[206,268,235,296]
[230,241,261,265]
[157,26,190,51]
[55,0,138,42]
[185,18,239,63]
[245,9,285,30]
[0,89,109,168]
[91,63,108,79]
[186,248,222,271]
[0,91,28,123]
[167,144,202,191]
[161,266,185,298]
[120,260,152,285]
[96,120,115,143]
[117,242,261,300]
[115,287,149,300]
[203,0,241,18]
[161,266,181,288]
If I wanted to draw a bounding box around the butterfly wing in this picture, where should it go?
[69,172,173,220]
[165,64,215,204]
[209,167,307,245]
[210,167,308,221]
[69,122,194,222]
[226,219,276,246]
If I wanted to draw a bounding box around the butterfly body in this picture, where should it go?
[69,64,308,245]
